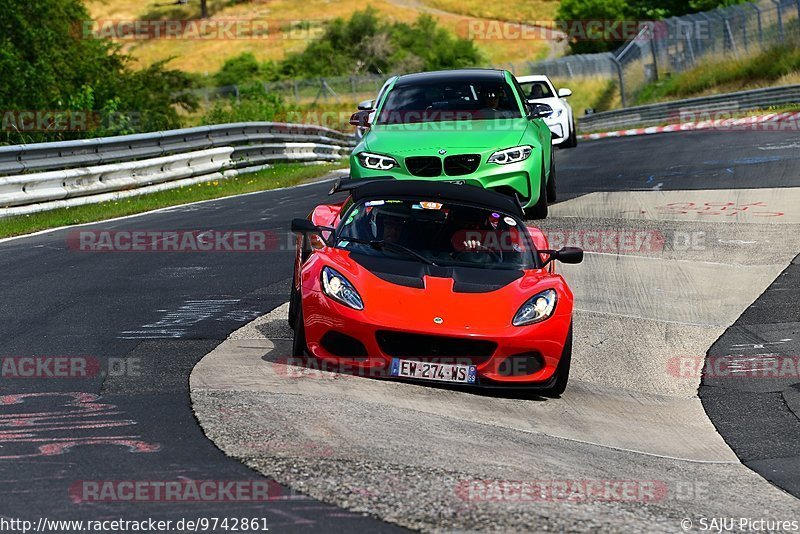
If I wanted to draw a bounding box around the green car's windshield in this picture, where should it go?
[376,81,522,124]
[335,199,536,270]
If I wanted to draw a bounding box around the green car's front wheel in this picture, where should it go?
[524,159,549,220]
[547,151,557,203]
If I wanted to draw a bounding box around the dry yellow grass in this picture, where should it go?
[85,0,554,73]
[423,0,560,25]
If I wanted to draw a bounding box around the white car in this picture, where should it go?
[516,75,577,148]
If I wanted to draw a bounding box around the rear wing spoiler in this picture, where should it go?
[328,176,395,196]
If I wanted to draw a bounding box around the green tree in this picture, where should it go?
[0,0,197,143]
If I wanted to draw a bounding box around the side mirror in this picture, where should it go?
[357,99,374,111]
[528,103,553,119]
[349,110,371,127]
[558,88,572,98]
[542,247,584,266]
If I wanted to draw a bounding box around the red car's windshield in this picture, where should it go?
[335,198,535,269]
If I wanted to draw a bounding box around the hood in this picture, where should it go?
[364,119,529,155]
[316,248,568,333]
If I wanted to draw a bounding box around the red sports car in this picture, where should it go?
[289,180,582,396]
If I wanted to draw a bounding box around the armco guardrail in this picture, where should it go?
[578,84,800,133]
[0,122,355,218]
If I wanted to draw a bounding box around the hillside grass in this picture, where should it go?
[86,0,553,74]
[636,39,800,105]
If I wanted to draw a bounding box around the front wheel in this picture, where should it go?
[524,159,548,220]
[542,324,572,397]
[546,151,557,203]
[292,303,308,357]
[288,270,299,330]
[564,121,578,148]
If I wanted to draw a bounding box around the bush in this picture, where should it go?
[214,53,278,87]
[278,8,482,78]
[201,85,287,124]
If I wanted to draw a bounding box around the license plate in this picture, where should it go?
[390,358,476,384]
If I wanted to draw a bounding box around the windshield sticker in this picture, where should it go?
[345,208,359,225]
[504,216,517,226]
[419,202,443,210]
[365,200,385,207]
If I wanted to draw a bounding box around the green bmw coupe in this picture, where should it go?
[349,69,557,219]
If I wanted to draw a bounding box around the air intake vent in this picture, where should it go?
[405,156,442,177]
[444,154,481,176]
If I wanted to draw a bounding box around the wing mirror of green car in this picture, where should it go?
[528,103,553,119]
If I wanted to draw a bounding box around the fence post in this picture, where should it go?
[771,0,784,41]
[748,3,763,45]
[717,10,738,57]
[738,6,748,53]
[648,22,659,81]
[611,57,626,108]
[292,80,299,102]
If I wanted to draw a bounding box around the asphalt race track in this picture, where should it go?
[2,129,800,531]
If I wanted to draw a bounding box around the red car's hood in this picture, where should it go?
[311,248,572,334]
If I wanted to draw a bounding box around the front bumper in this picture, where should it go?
[301,288,571,388]
[544,116,569,145]
[349,152,543,208]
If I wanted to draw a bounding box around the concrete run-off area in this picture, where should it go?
[191,185,800,531]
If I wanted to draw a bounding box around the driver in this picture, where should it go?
[480,86,504,112]
[370,208,408,245]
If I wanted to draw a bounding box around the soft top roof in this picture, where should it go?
[347,179,524,218]
[394,69,507,87]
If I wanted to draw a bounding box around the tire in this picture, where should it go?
[292,302,308,357]
[288,270,298,330]
[542,324,572,397]
[565,121,577,148]
[546,151,557,203]
[524,159,548,220]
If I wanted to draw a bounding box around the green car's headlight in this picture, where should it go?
[356,152,399,171]
[512,289,557,326]
[321,266,364,310]
[488,145,533,165]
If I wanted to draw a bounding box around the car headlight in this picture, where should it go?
[488,145,532,165]
[356,152,398,170]
[512,289,557,326]
[321,266,364,310]
[550,109,563,118]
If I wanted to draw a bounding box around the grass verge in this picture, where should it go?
[636,40,800,105]
[0,161,346,239]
